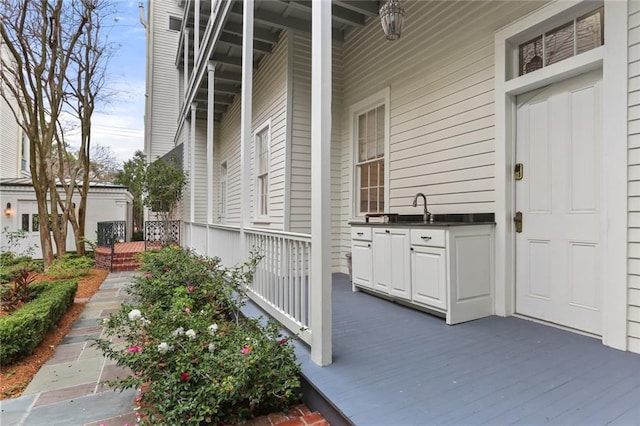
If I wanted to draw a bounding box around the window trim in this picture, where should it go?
[349,87,390,219]
[253,120,271,221]
[168,15,182,32]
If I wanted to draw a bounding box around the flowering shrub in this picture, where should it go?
[94,247,300,425]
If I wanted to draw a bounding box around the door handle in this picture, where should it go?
[514,163,524,180]
[514,211,523,233]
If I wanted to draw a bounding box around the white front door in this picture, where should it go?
[17,200,42,256]
[515,70,602,335]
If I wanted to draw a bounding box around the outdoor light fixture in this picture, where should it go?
[379,0,405,41]
[4,202,11,217]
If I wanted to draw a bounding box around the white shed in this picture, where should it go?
[0,178,133,258]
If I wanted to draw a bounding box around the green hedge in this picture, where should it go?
[0,280,78,364]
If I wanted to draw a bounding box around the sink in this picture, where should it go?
[397,213,496,224]
[358,213,496,226]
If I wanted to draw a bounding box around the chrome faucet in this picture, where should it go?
[412,192,431,223]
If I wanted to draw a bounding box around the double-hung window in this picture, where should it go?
[255,123,270,218]
[355,105,386,215]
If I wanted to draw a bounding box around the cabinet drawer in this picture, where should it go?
[351,227,372,241]
[411,229,445,247]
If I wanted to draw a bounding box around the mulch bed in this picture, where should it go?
[0,268,108,399]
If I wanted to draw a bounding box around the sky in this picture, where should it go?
[65,1,147,166]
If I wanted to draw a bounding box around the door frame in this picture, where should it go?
[494,0,628,349]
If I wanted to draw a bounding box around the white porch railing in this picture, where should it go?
[182,222,313,345]
[207,223,241,266]
[245,227,312,345]
[190,222,208,254]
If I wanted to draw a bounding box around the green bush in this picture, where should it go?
[132,231,144,241]
[0,254,42,285]
[0,280,78,364]
[95,247,300,425]
[132,246,244,315]
[47,254,95,279]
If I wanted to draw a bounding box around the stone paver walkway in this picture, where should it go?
[0,271,138,426]
[1,271,329,426]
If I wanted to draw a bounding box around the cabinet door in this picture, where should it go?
[351,240,372,289]
[411,245,447,311]
[373,228,410,299]
[372,230,390,293]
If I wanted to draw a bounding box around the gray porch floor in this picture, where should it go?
[295,274,640,425]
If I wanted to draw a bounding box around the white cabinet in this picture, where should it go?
[352,240,372,288]
[351,227,372,289]
[351,224,494,325]
[411,245,447,311]
[410,228,446,311]
[372,228,410,300]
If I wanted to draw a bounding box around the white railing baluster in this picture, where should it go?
[239,227,312,345]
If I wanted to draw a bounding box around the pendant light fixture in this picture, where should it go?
[379,0,405,41]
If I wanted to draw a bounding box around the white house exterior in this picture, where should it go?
[143,0,183,162]
[0,44,27,180]
[145,0,639,365]
[0,179,133,258]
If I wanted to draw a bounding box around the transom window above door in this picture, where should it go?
[518,6,603,76]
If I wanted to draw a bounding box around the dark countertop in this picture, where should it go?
[349,213,495,227]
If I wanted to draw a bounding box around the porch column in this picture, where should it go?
[190,102,197,228]
[194,0,200,59]
[310,0,332,366]
[184,29,190,98]
[207,62,216,227]
[239,0,254,259]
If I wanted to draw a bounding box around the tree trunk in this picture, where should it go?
[49,190,67,258]
[35,188,54,267]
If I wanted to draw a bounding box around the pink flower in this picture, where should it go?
[144,273,152,279]
[163,267,170,272]
[180,372,189,382]
[188,285,194,292]
[126,345,143,354]
[184,307,191,314]
[278,338,288,345]
[241,345,252,355]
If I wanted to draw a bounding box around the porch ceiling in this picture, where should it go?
[184,0,379,121]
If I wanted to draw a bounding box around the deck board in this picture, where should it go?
[293,274,640,425]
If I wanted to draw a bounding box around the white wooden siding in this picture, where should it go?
[0,43,21,179]
[177,124,190,221]
[218,99,241,226]
[213,33,289,229]
[628,0,640,353]
[0,97,20,179]
[193,120,208,222]
[337,1,546,272]
[289,33,312,234]
[331,42,345,272]
[146,1,181,161]
[251,32,289,229]
[288,33,345,271]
